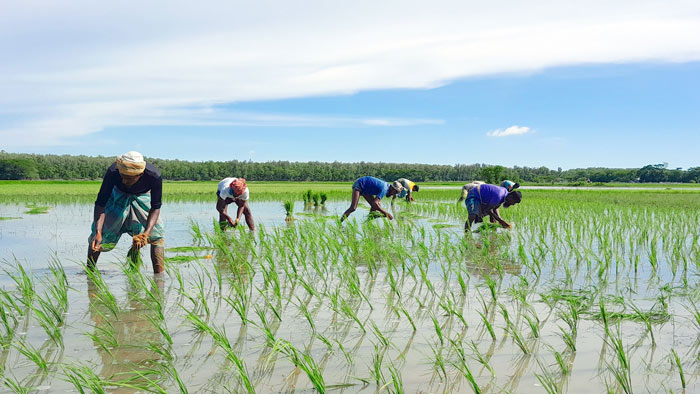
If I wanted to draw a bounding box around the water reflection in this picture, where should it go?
[87,274,165,392]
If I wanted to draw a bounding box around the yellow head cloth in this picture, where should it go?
[116,151,146,176]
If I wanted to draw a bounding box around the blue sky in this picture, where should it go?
[2,1,700,169]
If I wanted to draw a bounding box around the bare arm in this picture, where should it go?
[91,205,107,250]
[370,198,393,220]
[143,208,161,236]
[216,197,236,226]
[235,200,248,223]
[486,207,510,228]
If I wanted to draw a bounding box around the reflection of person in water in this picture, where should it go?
[87,274,165,386]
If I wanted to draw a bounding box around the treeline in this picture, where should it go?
[1,152,698,183]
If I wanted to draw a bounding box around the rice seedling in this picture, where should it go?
[339,298,366,334]
[85,322,119,358]
[12,339,48,372]
[62,364,107,394]
[535,360,562,394]
[450,340,482,394]
[2,375,31,394]
[369,344,386,386]
[386,364,404,394]
[670,348,685,390]
[559,326,577,352]
[2,262,35,310]
[85,266,119,318]
[186,219,204,244]
[371,321,391,349]
[606,330,632,394]
[430,314,444,346]
[31,297,64,347]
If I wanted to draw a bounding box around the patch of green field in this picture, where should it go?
[2,180,700,209]
[166,246,214,253]
[24,203,51,214]
[0,216,22,221]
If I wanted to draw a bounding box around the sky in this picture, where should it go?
[1,0,699,169]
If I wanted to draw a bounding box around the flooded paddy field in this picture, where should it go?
[1,184,700,393]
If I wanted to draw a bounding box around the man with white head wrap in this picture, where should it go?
[88,151,165,273]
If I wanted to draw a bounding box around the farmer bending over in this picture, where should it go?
[217,177,255,231]
[464,183,522,232]
[458,179,519,202]
[341,176,403,221]
[392,178,419,203]
[88,151,165,273]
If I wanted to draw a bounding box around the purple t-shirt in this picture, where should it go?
[475,184,508,209]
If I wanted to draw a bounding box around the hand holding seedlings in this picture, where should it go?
[132,233,149,249]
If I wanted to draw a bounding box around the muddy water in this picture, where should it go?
[1,199,699,393]
[0,201,349,271]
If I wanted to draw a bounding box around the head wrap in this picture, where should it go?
[508,190,522,203]
[116,151,146,176]
[501,180,515,191]
[391,181,404,193]
[230,178,247,196]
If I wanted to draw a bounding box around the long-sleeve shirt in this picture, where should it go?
[95,162,163,209]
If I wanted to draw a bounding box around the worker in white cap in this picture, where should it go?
[88,151,165,273]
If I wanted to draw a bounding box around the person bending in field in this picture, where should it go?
[392,178,419,203]
[217,177,255,231]
[341,176,403,221]
[464,182,522,232]
[458,179,519,202]
[88,151,165,273]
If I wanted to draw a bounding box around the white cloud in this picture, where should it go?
[2,0,700,146]
[487,125,533,137]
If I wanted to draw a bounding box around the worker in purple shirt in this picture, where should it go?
[341,176,403,221]
[464,183,522,232]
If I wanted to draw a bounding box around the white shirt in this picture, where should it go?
[217,177,250,201]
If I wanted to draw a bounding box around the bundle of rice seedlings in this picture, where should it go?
[284,201,295,222]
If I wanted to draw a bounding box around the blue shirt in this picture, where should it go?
[354,176,390,199]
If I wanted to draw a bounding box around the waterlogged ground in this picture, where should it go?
[1,188,700,393]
